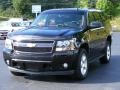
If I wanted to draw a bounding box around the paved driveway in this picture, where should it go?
[0,32,120,90]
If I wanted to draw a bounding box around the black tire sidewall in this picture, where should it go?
[75,49,88,79]
[100,41,111,64]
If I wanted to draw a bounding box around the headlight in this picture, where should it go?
[5,39,12,50]
[56,38,76,51]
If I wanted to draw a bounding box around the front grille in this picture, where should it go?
[0,32,8,36]
[13,40,55,53]
[14,47,52,52]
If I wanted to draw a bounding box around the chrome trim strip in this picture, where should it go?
[8,66,74,75]
[12,59,52,63]
[14,51,53,54]
[13,42,54,47]
[90,27,105,31]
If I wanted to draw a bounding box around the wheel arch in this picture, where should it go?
[107,35,112,45]
[79,43,89,54]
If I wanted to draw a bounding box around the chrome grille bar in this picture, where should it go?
[13,42,54,47]
[13,40,55,53]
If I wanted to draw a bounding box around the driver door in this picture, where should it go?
[88,12,101,59]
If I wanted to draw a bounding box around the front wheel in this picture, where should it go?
[75,49,88,80]
[100,42,111,64]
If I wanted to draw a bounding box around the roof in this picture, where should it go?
[42,8,102,14]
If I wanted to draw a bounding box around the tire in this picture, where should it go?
[10,71,25,76]
[100,42,111,64]
[75,49,88,80]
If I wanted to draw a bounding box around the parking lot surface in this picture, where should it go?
[0,32,120,90]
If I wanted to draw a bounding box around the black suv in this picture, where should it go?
[3,8,112,79]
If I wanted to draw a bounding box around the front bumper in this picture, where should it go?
[8,66,74,75]
[3,49,78,75]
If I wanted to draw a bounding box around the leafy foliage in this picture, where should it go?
[96,0,114,15]
[0,0,119,18]
[0,0,12,10]
[77,0,89,8]
[12,0,32,17]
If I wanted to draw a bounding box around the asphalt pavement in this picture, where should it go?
[0,32,120,90]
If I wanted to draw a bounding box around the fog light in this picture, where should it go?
[63,63,68,69]
[6,60,10,65]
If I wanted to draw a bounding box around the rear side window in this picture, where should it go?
[88,13,94,25]
[93,12,104,27]
[88,12,105,29]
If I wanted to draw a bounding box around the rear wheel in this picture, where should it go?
[10,71,25,76]
[100,42,111,64]
[75,49,88,80]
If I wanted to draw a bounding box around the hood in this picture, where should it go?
[8,26,81,38]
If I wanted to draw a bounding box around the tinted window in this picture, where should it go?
[99,12,108,24]
[88,13,94,25]
[93,12,103,27]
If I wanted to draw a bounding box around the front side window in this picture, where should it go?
[88,12,103,28]
[31,13,85,29]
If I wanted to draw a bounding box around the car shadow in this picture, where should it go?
[24,55,120,84]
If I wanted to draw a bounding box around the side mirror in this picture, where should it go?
[89,21,103,29]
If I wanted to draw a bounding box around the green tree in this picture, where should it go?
[34,0,76,10]
[96,0,114,15]
[0,0,11,10]
[12,0,31,17]
[77,0,89,8]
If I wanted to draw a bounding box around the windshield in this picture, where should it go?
[31,13,85,28]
